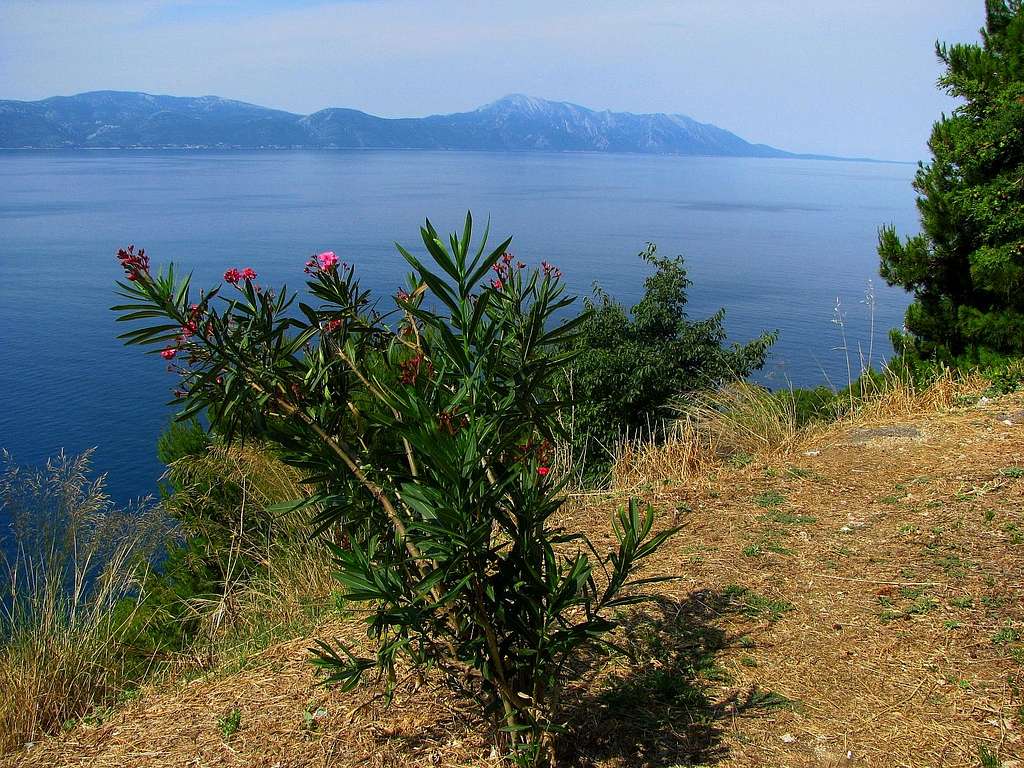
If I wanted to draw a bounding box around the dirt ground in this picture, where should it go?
[8,395,1024,768]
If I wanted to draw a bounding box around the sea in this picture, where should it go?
[0,149,918,504]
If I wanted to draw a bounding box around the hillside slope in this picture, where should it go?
[8,392,1024,767]
[0,91,801,157]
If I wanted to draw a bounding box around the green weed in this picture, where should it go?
[763,510,817,525]
[218,708,241,740]
[992,624,1019,646]
[753,490,785,508]
[722,585,794,622]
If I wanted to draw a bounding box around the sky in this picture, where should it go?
[0,0,987,161]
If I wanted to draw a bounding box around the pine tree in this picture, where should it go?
[879,0,1024,364]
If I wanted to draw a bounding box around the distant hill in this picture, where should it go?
[0,91,829,158]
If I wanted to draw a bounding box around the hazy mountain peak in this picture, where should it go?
[482,94,575,113]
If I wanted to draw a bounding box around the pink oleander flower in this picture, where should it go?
[323,319,342,333]
[491,278,503,290]
[317,251,339,270]
[537,466,551,477]
[541,261,563,279]
[240,267,257,281]
[116,245,150,281]
[160,348,177,360]
[224,268,242,284]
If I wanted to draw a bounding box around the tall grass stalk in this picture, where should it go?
[832,297,856,414]
[860,278,877,376]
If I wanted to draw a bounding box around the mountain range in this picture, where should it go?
[0,91,830,158]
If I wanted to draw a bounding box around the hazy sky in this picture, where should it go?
[0,1,986,160]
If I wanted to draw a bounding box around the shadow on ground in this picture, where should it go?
[561,589,793,767]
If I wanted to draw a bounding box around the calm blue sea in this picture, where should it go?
[0,150,917,503]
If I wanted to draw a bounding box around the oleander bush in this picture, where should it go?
[111,214,678,763]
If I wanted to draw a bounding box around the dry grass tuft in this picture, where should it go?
[0,451,167,752]
[610,368,989,493]
[841,365,988,422]
[0,443,334,754]
[610,417,717,491]
[185,543,337,673]
[160,442,334,671]
[686,381,808,457]
[611,381,811,491]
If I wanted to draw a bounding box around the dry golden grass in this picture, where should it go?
[182,543,337,674]
[611,381,816,492]
[0,575,147,753]
[0,444,331,752]
[609,417,717,491]
[843,366,988,421]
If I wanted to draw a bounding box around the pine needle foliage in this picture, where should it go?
[879,0,1024,364]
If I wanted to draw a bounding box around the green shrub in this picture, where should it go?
[563,244,775,479]
[786,385,840,425]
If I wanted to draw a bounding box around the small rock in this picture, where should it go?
[977,396,992,407]
[804,450,820,457]
[781,733,797,743]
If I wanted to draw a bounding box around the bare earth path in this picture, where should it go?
[9,396,1024,767]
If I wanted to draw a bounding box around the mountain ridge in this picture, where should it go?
[0,90,852,159]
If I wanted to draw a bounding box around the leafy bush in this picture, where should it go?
[981,357,1024,395]
[564,244,775,479]
[787,385,842,426]
[111,215,678,762]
